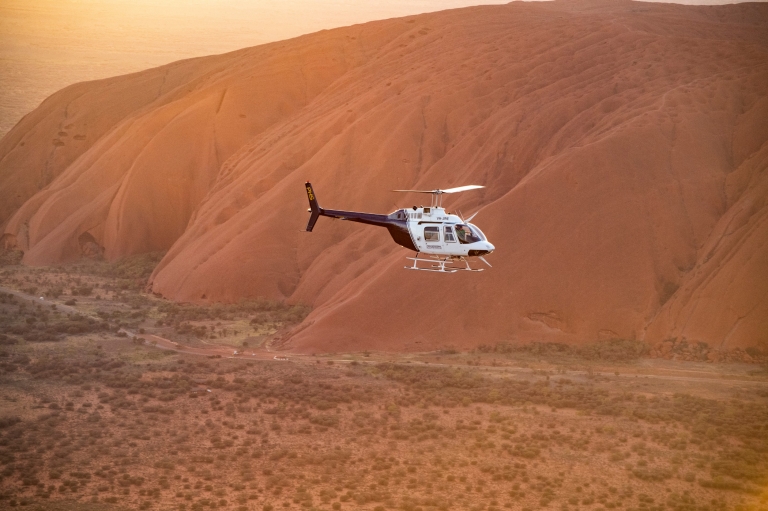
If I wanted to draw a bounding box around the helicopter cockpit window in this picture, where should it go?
[424,226,440,242]
[454,224,485,244]
[444,226,456,243]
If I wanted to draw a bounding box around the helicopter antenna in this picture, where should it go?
[392,185,484,208]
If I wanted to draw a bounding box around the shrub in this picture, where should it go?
[71,286,92,296]
[47,287,63,298]
[631,466,672,482]
[0,249,23,265]
[0,416,21,429]
[699,477,743,490]
[0,334,17,346]
[310,415,339,428]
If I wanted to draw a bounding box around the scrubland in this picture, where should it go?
[0,260,767,511]
[0,254,308,350]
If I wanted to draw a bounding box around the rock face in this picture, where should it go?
[1,1,767,352]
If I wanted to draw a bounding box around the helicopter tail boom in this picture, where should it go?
[304,182,407,239]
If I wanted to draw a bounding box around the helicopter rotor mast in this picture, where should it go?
[391,185,484,208]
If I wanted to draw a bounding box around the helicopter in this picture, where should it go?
[304,182,494,272]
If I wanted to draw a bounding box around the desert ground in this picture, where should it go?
[1,258,767,511]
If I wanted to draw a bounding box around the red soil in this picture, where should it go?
[1,0,767,352]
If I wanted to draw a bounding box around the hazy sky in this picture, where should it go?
[0,0,761,137]
[0,0,517,137]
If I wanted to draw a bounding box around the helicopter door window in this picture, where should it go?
[424,226,440,242]
[444,226,456,243]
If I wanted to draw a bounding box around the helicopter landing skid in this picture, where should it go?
[405,254,484,273]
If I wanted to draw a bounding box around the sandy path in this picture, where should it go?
[0,286,81,315]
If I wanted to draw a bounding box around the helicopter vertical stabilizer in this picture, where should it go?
[305,182,322,232]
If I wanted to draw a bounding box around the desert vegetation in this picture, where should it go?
[474,340,766,366]
[0,256,309,350]
[0,261,767,511]
[1,340,767,511]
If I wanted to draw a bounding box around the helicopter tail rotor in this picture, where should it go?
[305,182,322,232]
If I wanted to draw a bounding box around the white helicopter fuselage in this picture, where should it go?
[397,206,495,257]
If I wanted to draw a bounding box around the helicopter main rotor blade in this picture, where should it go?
[441,185,484,194]
[392,185,484,194]
[479,256,492,268]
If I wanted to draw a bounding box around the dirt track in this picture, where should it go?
[2,284,767,389]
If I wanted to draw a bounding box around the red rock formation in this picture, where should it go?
[1,1,767,352]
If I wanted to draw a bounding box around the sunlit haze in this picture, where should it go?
[0,0,523,137]
[0,0,761,137]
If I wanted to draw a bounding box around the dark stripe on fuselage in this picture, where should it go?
[319,208,417,251]
[386,223,417,251]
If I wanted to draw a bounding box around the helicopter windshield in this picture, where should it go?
[454,223,486,244]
